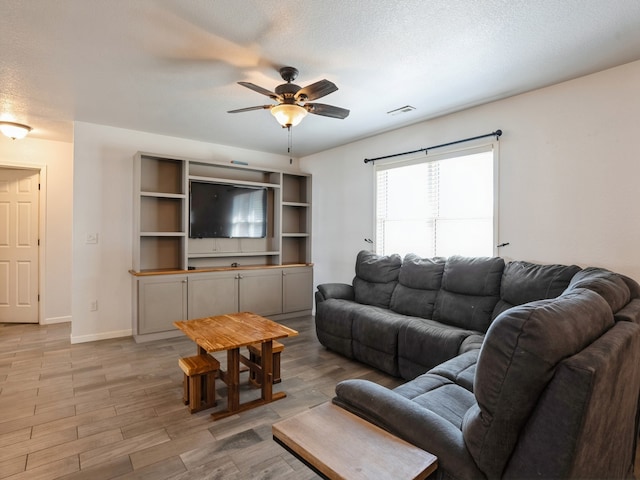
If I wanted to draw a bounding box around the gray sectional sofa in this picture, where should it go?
[315,251,640,479]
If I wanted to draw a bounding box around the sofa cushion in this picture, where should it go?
[433,255,505,332]
[352,307,410,377]
[315,298,362,358]
[397,318,478,380]
[566,267,631,313]
[352,250,402,308]
[492,260,581,319]
[390,254,445,318]
[393,373,477,429]
[462,288,614,479]
[429,350,479,392]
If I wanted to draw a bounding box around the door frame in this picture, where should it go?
[0,160,47,324]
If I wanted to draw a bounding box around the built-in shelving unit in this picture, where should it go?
[281,173,312,265]
[131,152,313,340]
[133,155,187,272]
[133,153,312,271]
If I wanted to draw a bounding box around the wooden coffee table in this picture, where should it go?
[174,312,298,420]
[273,402,438,480]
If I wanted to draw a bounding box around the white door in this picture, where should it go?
[0,168,40,323]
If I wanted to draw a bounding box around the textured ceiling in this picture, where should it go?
[2,0,640,156]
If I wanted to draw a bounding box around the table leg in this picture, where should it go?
[211,340,286,421]
[261,340,273,402]
[227,347,240,411]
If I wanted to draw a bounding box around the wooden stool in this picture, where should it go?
[178,354,219,413]
[247,340,284,387]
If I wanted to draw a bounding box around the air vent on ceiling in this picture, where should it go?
[387,105,416,116]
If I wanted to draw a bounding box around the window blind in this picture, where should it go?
[375,146,495,258]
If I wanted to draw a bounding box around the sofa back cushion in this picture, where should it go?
[352,250,402,308]
[433,256,504,332]
[565,267,631,313]
[503,321,640,479]
[492,261,581,319]
[462,288,614,479]
[390,254,446,318]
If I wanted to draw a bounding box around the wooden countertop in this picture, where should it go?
[129,263,313,277]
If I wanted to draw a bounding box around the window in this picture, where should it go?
[375,145,496,258]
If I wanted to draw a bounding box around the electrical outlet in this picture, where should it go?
[90,300,98,311]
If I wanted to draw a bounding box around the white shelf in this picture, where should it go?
[140,232,187,237]
[188,251,280,259]
[282,233,310,238]
[140,191,186,199]
[188,175,280,190]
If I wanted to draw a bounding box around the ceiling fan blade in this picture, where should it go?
[238,81,280,100]
[227,105,272,113]
[295,80,338,101]
[305,103,350,119]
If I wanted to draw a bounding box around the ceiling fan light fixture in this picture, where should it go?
[271,104,307,128]
[0,121,32,140]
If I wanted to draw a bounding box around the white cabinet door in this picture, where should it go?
[238,269,283,316]
[188,271,239,319]
[138,275,187,334]
[282,266,313,313]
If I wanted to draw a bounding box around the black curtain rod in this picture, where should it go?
[363,129,502,164]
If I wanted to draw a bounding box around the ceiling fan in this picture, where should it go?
[227,66,350,128]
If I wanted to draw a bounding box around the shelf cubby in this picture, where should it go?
[189,162,281,186]
[139,236,185,271]
[281,237,310,265]
[140,196,184,233]
[140,156,184,194]
[282,204,309,235]
[282,173,309,204]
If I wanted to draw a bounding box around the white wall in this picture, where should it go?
[301,60,640,290]
[71,123,296,343]
[0,136,73,324]
[67,58,640,341]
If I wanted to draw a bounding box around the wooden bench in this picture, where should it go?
[243,340,284,387]
[273,402,437,479]
[178,354,220,413]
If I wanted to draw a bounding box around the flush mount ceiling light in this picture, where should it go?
[0,121,32,140]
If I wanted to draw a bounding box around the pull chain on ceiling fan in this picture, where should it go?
[227,66,350,128]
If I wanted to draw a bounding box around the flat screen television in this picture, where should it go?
[189,181,267,238]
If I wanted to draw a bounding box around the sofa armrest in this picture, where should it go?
[334,379,485,480]
[614,298,640,324]
[316,283,355,302]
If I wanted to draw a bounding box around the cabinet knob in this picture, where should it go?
[182,279,187,283]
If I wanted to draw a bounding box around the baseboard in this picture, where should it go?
[270,310,312,321]
[133,329,184,344]
[71,329,133,344]
[41,315,72,325]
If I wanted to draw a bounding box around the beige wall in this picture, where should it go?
[301,60,640,289]
[0,136,73,324]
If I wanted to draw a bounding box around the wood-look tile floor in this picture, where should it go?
[0,316,402,479]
